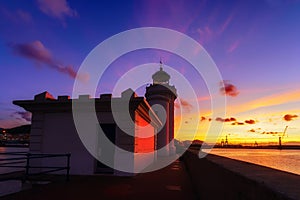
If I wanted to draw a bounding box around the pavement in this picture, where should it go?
[0,159,198,200]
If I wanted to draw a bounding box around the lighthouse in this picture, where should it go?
[145,62,177,156]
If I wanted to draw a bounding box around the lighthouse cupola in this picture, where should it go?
[152,62,170,85]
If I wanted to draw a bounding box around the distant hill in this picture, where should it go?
[3,125,31,135]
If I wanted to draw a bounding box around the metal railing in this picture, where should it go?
[0,152,71,181]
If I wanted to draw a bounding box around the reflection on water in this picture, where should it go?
[0,147,29,174]
[206,148,300,175]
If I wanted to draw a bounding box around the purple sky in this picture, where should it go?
[0,0,299,143]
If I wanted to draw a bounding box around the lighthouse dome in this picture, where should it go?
[152,67,170,84]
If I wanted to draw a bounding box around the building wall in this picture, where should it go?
[17,91,161,176]
[29,111,117,175]
[113,109,157,174]
[133,110,156,173]
[134,111,155,153]
[42,112,95,175]
[29,109,157,175]
[147,98,170,156]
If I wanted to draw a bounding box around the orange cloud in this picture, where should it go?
[215,117,236,122]
[229,89,300,115]
[175,99,193,112]
[200,116,206,121]
[262,131,279,135]
[283,114,298,121]
[220,80,239,97]
[231,122,244,125]
[245,119,255,124]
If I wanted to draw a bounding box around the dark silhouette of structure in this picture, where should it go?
[146,61,177,156]
[225,135,228,146]
[13,62,178,174]
[279,126,288,150]
[221,135,229,147]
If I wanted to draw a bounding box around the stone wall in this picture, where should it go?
[181,150,290,200]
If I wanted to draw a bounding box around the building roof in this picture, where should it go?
[152,67,170,84]
[13,89,162,127]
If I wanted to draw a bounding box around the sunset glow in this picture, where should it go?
[0,0,299,146]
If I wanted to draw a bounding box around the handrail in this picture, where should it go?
[0,152,71,181]
[0,152,29,155]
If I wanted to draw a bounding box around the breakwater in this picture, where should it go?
[182,150,299,200]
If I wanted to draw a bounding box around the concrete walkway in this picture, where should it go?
[3,151,298,200]
[0,159,197,200]
[206,154,300,200]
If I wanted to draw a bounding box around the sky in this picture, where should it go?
[0,0,299,145]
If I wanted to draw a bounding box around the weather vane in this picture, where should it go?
[159,57,163,70]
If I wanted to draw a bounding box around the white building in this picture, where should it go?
[13,67,177,175]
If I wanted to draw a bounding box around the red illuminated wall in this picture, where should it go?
[134,111,155,153]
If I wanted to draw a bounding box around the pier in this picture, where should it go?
[1,149,300,200]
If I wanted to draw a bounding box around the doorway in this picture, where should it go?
[95,123,116,174]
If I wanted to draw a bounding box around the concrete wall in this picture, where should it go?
[114,109,156,174]
[134,110,156,173]
[23,91,160,176]
[181,150,290,200]
[42,112,95,175]
[147,98,170,156]
[28,108,159,175]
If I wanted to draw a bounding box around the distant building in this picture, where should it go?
[14,67,177,175]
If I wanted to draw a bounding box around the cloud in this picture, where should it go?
[219,13,234,34]
[215,117,236,122]
[197,26,213,44]
[283,114,298,121]
[229,89,300,115]
[248,128,280,135]
[175,99,193,112]
[0,7,33,24]
[16,10,32,23]
[245,119,255,124]
[11,40,52,63]
[10,40,88,81]
[197,9,236,44]
[37,0,77,21]
[134,0,203,33]
[220,80,239,97]
[200,116,212,122]
[12,111,32,122]
[215,117,224,122]
[200,116,206,121]
[227,39,240,53]
[181,99,193,109]
[262,131,279,135]
[229,117,236,122]
[231,122,244,125]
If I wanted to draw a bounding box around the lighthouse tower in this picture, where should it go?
[145,62,177,156]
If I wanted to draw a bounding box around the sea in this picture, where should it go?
[205,148,300,175]
[0,147,29,174]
